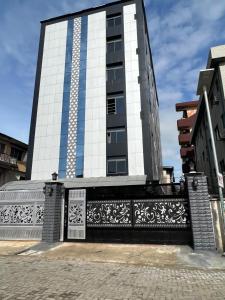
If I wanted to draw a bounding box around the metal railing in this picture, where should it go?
[0,153,17,166]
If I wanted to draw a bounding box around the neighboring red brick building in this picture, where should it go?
[176,101,199,173]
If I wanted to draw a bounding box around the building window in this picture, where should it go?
[221,113,225,129]
[10,147,23,161]
[107,64,123,81]
[107,38,122,53]
[215,79,220,92]
[107,128,126,144]
[107,15,122,28]
[107,157,127,175]
[215,125,220,140]
[107,95,125,115]
[0,143,5,154]
[220,160,225,174]
[202,151,205,161]
[209,138,212,150]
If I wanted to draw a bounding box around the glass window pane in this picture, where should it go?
[115,67,123,79]
[222,113,225,128]
[0,143,5,153]
[10,148,22,160]
[107,132,111,144]
[107,69,113,81]
[107,42,114,53]
[107,19,114,28]
[116,130,125,143]
[117,160,126,173]
[115,16,121,26]
[115,40,122,51]
[111,132,117,144]
[116,97,124,114]
[108,161,116,174]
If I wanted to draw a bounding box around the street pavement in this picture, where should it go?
[0,242,225,300]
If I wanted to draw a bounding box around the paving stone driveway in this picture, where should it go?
[1,255,225,300]
[1,242,225,300]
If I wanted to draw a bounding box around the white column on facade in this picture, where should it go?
[83,12,106,177]
[219,63,225,94]
[123,4,145,175]
[31,21,68,180]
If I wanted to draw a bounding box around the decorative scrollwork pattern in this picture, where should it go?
[0,205,34,224]
[68,200,85,226]
[0,204,45,225]
[134,200,189,228]
[87,201,132,227]
[36,205,44,224]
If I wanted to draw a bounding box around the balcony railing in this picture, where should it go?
[177,115,196,130]
[178,133,191,145]
[0,153,17,166]
[180,146,195,158]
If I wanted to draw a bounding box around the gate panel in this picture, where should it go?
[67,189,86,239]
[133,199,189,228]
[87,200,132,227]
[65,191,191,244]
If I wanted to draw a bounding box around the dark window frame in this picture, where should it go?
[107,38,122,53]
[10,147,23,161]
[215,125,220,141]
[107,127,126,144]
[107,94,125,115]
[107,157,127,175]
[106,65,123,81]
[221,112,225,129]
[0,143,5,154]
[220,159,225,174]
[106,15,122,28]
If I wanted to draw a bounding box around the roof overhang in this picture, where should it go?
[196,69,214,95]
[175,100,199,112]
[207,45,225,68]
[0,175,147,191]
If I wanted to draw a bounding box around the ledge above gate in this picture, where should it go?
[0,175,147,191]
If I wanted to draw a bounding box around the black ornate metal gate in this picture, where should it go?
[64,185,192,244]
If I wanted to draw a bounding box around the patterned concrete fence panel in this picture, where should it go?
[0,190,45,240]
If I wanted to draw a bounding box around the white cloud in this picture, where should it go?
[0,0,225,174]
[147,0,225,178]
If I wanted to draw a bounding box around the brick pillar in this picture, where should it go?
[186,173,216,250]
[42,182,64,243]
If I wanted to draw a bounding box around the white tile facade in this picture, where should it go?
[123,4,144,175]
[219,64,225,97]
[31,21,68,180]
[83,12,106,177]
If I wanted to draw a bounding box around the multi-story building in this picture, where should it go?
[26,0,162,181]
[191,45,225,193]
[162,166,174,184]
[176,101,198,173]
[0,133,27,186]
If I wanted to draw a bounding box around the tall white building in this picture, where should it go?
[27,0,162,181]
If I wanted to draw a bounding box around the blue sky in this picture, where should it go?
[0,0,225,180]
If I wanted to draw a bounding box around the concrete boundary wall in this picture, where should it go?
[186,174,216,250]
[0,190,45,240]
[210,198,225,252]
